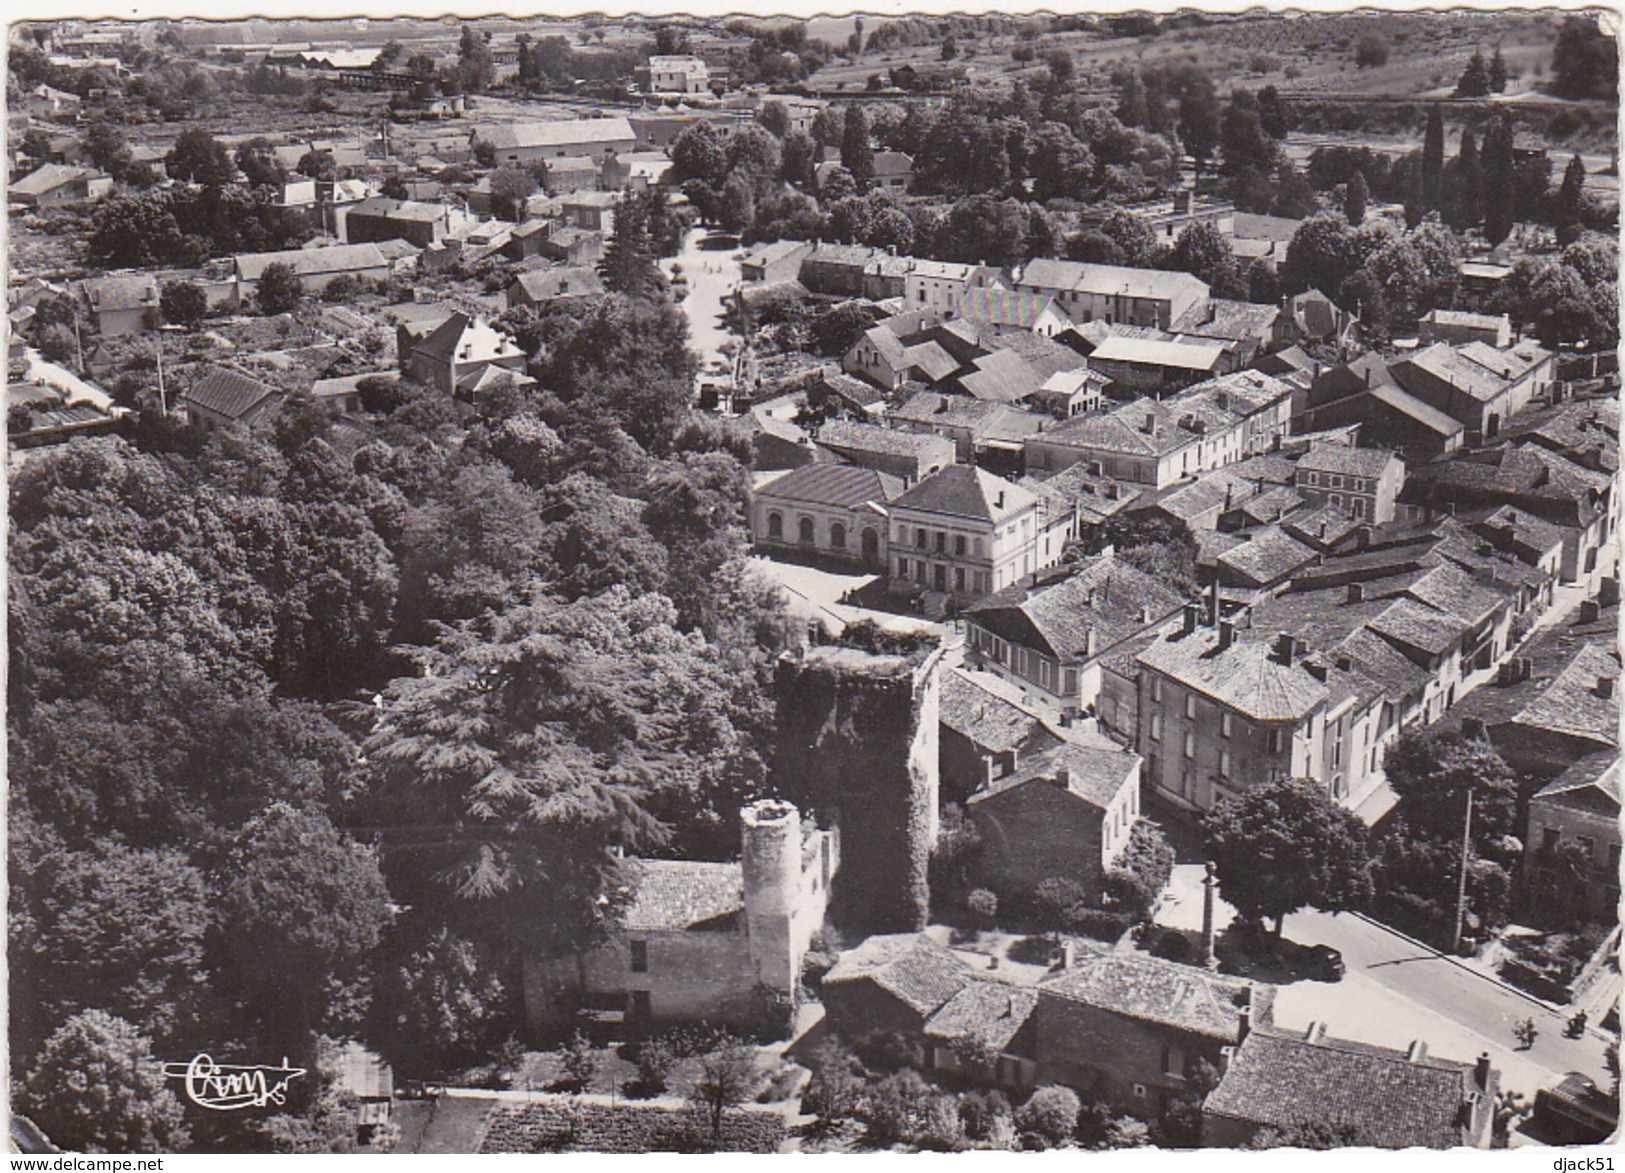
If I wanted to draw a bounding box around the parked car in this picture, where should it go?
[1304,944,1345,982]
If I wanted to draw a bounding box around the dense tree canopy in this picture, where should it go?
[1204,778,1374,936]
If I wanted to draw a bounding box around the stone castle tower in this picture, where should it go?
[772,642,943,935]
[741,798,802,992]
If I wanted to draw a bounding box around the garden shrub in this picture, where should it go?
[864,1068,932,1145]
[1016,1085,1080,1147]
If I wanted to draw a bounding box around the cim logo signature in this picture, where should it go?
[161,1054,307,1111]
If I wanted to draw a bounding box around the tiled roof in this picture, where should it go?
[1019,259,1208,303]
[968,741,1140,811]
[754,462,904,509]
[1396,342,1508,403]
[84,274,159,314]
[1236,485,1303,526]
[816,419,951,462]
[476,117,635,151]
[1367,383,1466,438]
[346,196,448,223]
[824,933,971,1017]
[1175,298,1281,343]
[1404,561,1512,626]
[9,163,97,196]
[1469,506,1567,562]
[1230,212,1302,242]
[1041,398,1202,459]
[892,465,1036,523]
[939,668,1063,755]
[1458,340,1550,382]
[1137,469,1254,525]
[957,349,1040,404]
[924,981,1038,1053]
[618,860,743,932]
[1295,443,1401,479]
[1217,526,1319,587]
[1366,598,1469,658]
[958,286,1067,331]
[1511,643,1621,747]
[1090,335,1227,371]
[1533,752,1621,814]
[902,340,960,383]
[1203,1029,1487,1149]
[1423,308,1509,332]
[1040,952,1262,1041]
[1138,627,1328,722]
[1230,453,1299,487]
[967,553,1184,664]
[179,365,281,421]
[1171,370,1293,417]
[511,266,605,301]
[236,243,388,282]
[1019,462,1139,522]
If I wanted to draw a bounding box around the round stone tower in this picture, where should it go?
[742,799,801,993]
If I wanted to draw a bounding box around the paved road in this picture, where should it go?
[1286,908,1612,1087]
[662,227,741,369]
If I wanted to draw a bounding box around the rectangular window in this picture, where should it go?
[898,557,909,578]
[955,534,967,556]
[955,567,966,591]
[630,940,648,973]
[1219,749,1231,779]
[1267,729,1285,755]
[1610,844,1621,873]
[936,531,946,553]
[1150,714,1163,742]
[1578,836,1596,860]
[1151,677,1163,703]
[1063,669,1078,694]
[1184,694,1197,720]
[916,528,927,549]
[1183,731,1196,759]
[1220,712,1233,738]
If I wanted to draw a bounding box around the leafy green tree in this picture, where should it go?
[1481,114,1515,244]
[1178,72,1220,172]
[12,844,211,1060]
[1554,153,1587,245]
[1552,16,1617,100]
[1016,1085,1080,1147]
[1353,34,1389,68]
[1456,49,1491,97]
[458,24,495,92]
[1029,121,1094,203]
[160,280,207,329]
[780,130,818,187]
[1343,170,1369,226]
[489,165,536,222]
[598,194,665,300]
[235,137,286,188]
[362,588,762,957]
[1282,213,1357,298]
[689,1039,762,1146]
[670,121,729,189]
[1203,777,1375,938]
[24,1011,190,1153]
[296,149,337,180]
[720,172,756,234]
[255,262,304,316]
[1488,45,1508,93]
[1220,89,1275,177]
[758,99,790,138]
[1382,728,1516,843]
[1169,221,1242,298]
[841,103,874,190]
[1243,1120,1361,1149]
[166,127,235,186]
[363,918,518,1078]
[1422,107,1445,211]
[219,803,391,1065]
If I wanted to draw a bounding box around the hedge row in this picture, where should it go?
[480,1101,786,1154]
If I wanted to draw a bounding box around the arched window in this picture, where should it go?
[830,522,847,549]
[767,512,783,540]
[799,516,816,544]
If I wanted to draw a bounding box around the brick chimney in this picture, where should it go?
[1348,582,1365,603]
[1598,675,1616,700]
[1406,1040,1429,1064]
[1475,1053,1491,1091]
[1183,602,1200,635]
[1218,618,1237,650]
[1271,632,1295,666]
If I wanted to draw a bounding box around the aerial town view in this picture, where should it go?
[4,6,1620,1157]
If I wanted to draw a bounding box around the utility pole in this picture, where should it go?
[154,330,167,415]
[1451,786,1475,956]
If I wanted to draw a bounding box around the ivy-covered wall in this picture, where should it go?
[773,645,942,934]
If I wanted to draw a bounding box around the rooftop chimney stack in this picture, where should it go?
[1218,618,1237,650]
[1475,1053,1491,1091]
[1599,676,1617,699]
[1183,602,1200,635]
